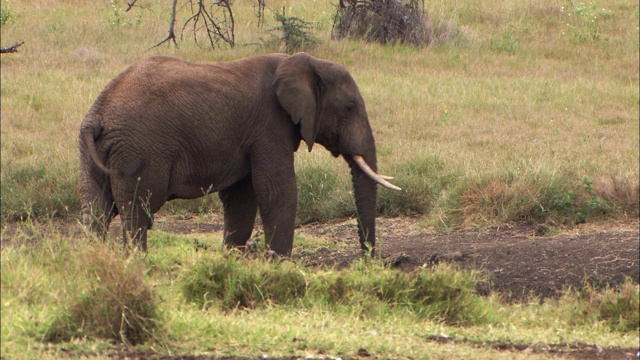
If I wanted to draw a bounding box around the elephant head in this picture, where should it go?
[274,53,400,252]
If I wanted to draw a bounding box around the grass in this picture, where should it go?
[0,0,638,357]
[1,222,638,359]
[0,0,638,227]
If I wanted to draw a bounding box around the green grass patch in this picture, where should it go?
[182,251,308,310]
[565,278,640,333]
[181,250,495,325]
[2,225,637,358]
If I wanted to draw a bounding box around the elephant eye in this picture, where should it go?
[344,103,355,115]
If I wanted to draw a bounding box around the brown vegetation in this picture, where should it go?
[332,0,432,47]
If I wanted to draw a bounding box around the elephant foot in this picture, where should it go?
[264,250,281,262]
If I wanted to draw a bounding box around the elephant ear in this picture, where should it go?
[274,53,321,152]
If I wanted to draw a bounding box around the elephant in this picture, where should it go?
[79,52,400,256]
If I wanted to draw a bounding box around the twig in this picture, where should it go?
[255,0,266,28]
[0,41,25,54]
[182,0,235,49]
[150,0,178,49]
[125,0,138,12]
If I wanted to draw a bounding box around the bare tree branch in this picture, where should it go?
[0,41,25,54]
[255,0,266,29]
[125,0,138,12]
[182,0,235,49]
[125,1,267,49]
[150,0,179,49]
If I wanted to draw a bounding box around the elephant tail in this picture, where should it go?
[80,124,110,175]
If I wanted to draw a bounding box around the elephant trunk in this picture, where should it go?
[347,153,380,253]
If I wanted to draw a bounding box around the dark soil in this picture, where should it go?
[295,217,639,301]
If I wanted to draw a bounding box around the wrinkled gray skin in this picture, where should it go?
[79,53,381,256]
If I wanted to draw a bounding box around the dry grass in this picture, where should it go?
[44,244,157,345]
[1,0,637,228]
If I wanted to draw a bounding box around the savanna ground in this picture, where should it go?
[1,0,639,359]
[2,215,639,359]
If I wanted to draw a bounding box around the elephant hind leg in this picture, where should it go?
[116,198,153,252]
[111,175,161,252]
[219,176,258,249]
[80,174,117,240]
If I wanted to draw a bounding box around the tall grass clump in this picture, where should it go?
[1,160,79,220]
[562,278,639,333]
[181,252,494,325]
[181,251,307,310]
[310,261,495,325]
[296,164,345,223]
[378,155,458,216]
[454,168,625,227]
[44,244,158,345]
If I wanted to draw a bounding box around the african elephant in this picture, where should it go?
[79,53,400,256]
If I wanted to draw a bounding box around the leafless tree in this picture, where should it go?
[125,1,267,50]
[254,0,266,29]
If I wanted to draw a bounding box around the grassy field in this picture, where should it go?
[1,0,638,358]
[2,222,638,359]
[1,0,638,227]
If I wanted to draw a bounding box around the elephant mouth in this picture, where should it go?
[352,155,401,191]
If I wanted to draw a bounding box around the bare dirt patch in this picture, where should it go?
[297,217,639,301]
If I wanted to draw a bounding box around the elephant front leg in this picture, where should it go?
[219,176,258,249]
[252,166,297,257]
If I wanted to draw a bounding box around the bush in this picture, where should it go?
[332,0,433,47]
[268,8,320,54]
[0,1,14,26]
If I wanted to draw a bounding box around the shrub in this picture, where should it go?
[269,8,320,54]
[332,0,433,47]
[0,4,13,26]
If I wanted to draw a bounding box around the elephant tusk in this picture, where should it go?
[353,155,402,191]
[379,175,394,180]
